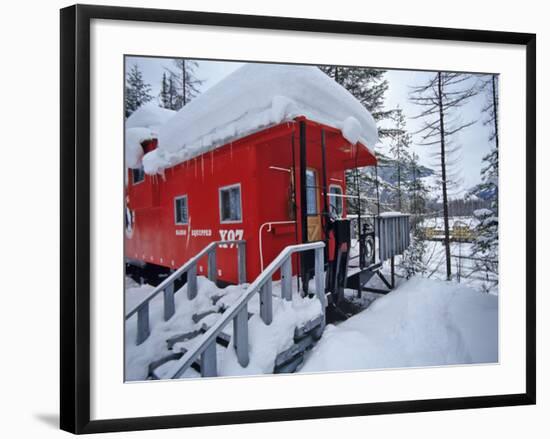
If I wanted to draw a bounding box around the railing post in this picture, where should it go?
[314,246,326,308]
[237,242,247,284]
[259,278,273,325]
[163,283,175,321]
[136,303,150,345]
[208,247,217,283]
[233,304,250,367]
[201,342,217,377]
[281,257,292,301]
[187,264,198,300]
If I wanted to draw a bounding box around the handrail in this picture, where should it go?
[126,239,246,345]
[258,220,296,271]
[167,241,326,379]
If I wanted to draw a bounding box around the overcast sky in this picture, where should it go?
[126,56,494,192]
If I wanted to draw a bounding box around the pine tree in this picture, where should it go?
[167,76,177,110]
[125,64,153,117]
[407,153,430,223]
[318,65,394,133]
[478,74,499,149]
[470,74,499,292]
[410,72,477,280]
[387,107,412,211]
[401,231,428,280]
[401,152,429,278]
[159,72,170,109]
[318,65,397,216]
[164,59,203,110]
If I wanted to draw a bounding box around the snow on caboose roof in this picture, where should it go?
[142,63,380,175]
[126,102,176,131]
[125,103,176,169]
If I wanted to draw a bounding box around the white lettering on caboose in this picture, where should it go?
[191,229,213,237]
[218,229,244,248]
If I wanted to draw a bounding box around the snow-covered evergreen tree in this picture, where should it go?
[470,74,499,292]
[406,153,430,220]
[164,59,203,110]
[470,205,498,292]
[401,152,429,278]
[478,74,499,149]
[125,64,153,117]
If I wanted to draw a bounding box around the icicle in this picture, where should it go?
[201,154,205,181]
[211,150,214,174]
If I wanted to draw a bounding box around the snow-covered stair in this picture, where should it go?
[125,241,327,380]
[126,275,326,380]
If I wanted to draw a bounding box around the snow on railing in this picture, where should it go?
[167,241,326,379]
[125,240,246,345]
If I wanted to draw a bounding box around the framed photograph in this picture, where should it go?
[60,4,536,434]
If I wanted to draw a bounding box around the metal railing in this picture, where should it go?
[166,241,326,379]
[375,214,410,261]
[125,240,247,345]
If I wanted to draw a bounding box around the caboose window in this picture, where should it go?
[329,185,344,216]
[174,195,189,225]
[219,184,242,223]
[132,166,145,184]
[306,169,318,216]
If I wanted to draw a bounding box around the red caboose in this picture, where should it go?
[125,64,379,290]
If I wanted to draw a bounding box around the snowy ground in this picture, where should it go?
[300,276,498,373]
[412,240,498,294]
[126,271,498,380]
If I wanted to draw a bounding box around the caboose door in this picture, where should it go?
[306,168,322,241]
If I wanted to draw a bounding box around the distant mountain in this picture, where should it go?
[469,186,496,201]
[375,154,435,187]
[368,153,493,215]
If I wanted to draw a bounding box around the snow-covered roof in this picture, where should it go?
[126,102,176,132]
[126,127,155,169]
[142,63,379,175]
[125,103,176,169]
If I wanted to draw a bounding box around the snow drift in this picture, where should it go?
[300,277,498,373]
[142,63,380,174]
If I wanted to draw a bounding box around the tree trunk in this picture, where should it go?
[492,74,499,150]
[182,59,186,106]
[397,137,402,211]
[438,72,452,281]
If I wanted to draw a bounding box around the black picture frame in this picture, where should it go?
[60,4,536,434]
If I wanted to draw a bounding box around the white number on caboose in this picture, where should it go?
[219,229,244,248]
